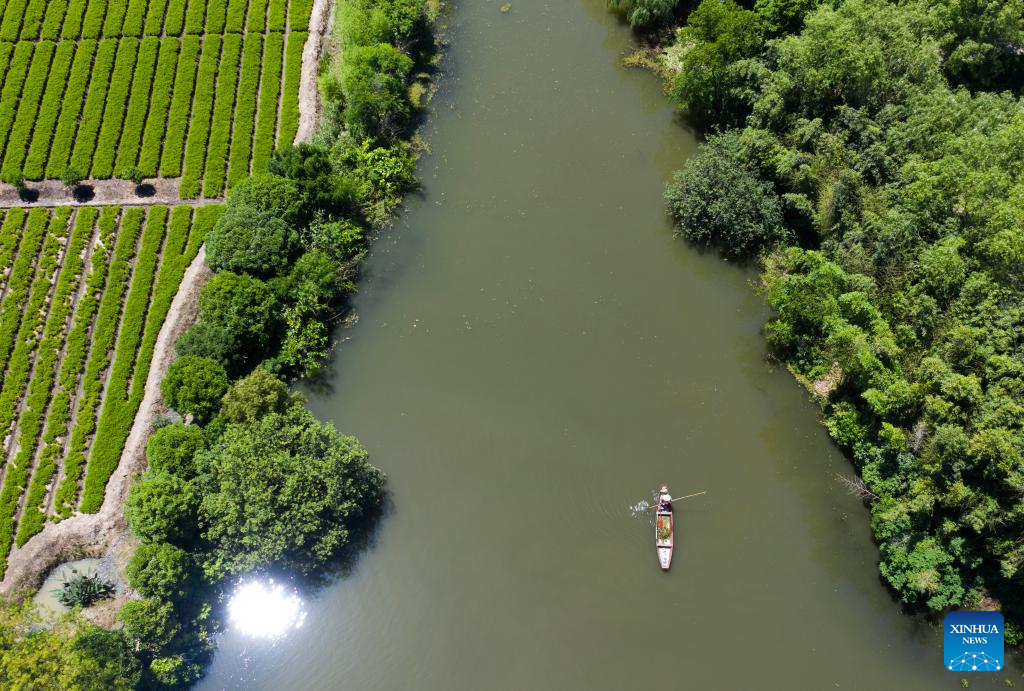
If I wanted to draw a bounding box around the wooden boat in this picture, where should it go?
[656,485,673,571]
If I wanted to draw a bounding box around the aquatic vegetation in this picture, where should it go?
[54,568,115,608]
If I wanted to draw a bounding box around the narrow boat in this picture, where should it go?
[656,485,673,571]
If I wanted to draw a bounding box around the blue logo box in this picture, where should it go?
[944,611,1004,671]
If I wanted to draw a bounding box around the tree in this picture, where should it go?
[754,0,820,36]
[60,167,84,189]
[606,0,679,28]
[218,368,298,426]
[198,271,280,359]
[127,543,191,601]
[147,423,205,479]
[175,320,239,372]
[301,218,366,263]
[161,356,229,422]
[118,165,145,185]
[226,173,304,227]
[118,599,179,653]
[125,472,198,544]
[339,44,414,142]
[72,628,141,689]
[665,132,786,258]
[196,405,385,578]
[205,203,296,278]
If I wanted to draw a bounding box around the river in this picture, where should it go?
[197,1,1018,688]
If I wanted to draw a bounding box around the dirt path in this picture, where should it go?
[295,0,333,143]
[0,249,211,595]
[0,178,222,209]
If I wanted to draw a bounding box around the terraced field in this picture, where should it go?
[0,204,221,571]
[0,0,312,199]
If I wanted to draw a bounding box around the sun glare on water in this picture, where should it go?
[227,580,307,639]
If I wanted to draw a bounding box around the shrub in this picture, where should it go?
[54,568,115,607]
[118,598,178,652]
[338,44,414,142]
[218,368,297,426]
[127,542,191,600]
[205,203,296,277]
[125,472,198,544]
[161,356,228,422]
[146,423,205,478]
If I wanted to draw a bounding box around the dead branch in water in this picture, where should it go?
[836,473,879,503]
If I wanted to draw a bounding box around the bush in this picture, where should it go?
[146,423,205,479]
[54,568,115,607]
[205,203,296,277]
[125,472,198,544]
[199,271,280,356]
[338,44,414,142]
[118,598,178,652]
[161,356,228,422]
[218,368,297,426]
[302,218,366,263]
[175,321,240,373]
[127,543,191,601]
[665,133,786,258]
[226,173,303,226]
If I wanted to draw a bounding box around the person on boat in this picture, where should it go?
[659,487,672,512]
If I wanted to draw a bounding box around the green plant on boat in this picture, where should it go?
[657,525,671,541]
[54,568,116,608]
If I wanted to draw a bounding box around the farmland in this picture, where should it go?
[0,0,311,199]
[0,204,220,572]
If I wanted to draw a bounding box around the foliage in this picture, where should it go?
[607,0,679,28]
[146,423,205,479]
[161,356,229,422]
[118,598,178,653]
[196,404,385,578]
[125,471,198,545]
[54,568,115,608]
[218,367,299,426]
[336,43,414,142]
[127,542,191,601]
[205,202,296,277]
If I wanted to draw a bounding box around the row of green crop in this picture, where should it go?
[0,40,63,183]
[21,40,74,180]
[0,210,67,447]
[43,38,98,179]
[0,42,33,169]
[138,37,186,178]
[0,210,46,395]
[0,209,21,270]
[79,206,168,511]
[0,210,75,574]
[65,38,116,178]
[178,34,224,198]
[81,206,218,512]
[52,208,143,517]
[157,35,201,178]
[200,32,244,197]
[107,35,161,176]
[90,36,143,178]
[0,0,27,42]
[278,31,306,148]
[226,32,263,189]
[251,30,283,174]
[15,208,104,545]
[268,0,287,31]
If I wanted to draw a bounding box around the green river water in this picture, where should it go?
[198,1,1020,688]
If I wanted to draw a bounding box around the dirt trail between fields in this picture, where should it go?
[0,178,222,208]
[0,249,211,595]
[295,0,333,144]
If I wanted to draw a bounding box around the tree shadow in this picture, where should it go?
[17,187,38,203]
[135,183,156,198]
[72,184,95,203]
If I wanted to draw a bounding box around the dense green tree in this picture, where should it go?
[125,472,198,545]
[218,368,299,426]
[301,218,366,263]
[127,543,192,601]
[175,320,239,372]
[198,272,280,360]
[161,356,229,422]
[607,0,679,28]
[339,44,414,142]
[196,405,384,578]
[666,132,786,258]
[226,173,304,227]
[754,0,820,36]
[205,203,296,278]
[72,628,141,688]
[118,599,179,653]
[146,423,205,479]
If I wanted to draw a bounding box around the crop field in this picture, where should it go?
[0,0,312,198]
[0,204,222,572]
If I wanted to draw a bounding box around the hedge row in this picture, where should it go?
[0,210,67,445]
[158,35,200,177]
[23,40,75,180]
[0,210,46,392]
[164,0,187,35]
[44,39,98,179]
[121,0,147,37]
[267,0,286,31]
[39,0,66,40]
[16,208,102,545]
[227,0,249,33]
[100,0,127,38]
[81,206,168,511]
[90,37,142,178]
[81,0,107,39]
[81,206,216,512]
[0,40,55,183]
[67,38,116,177]
[0,210,74,573]
[18,0,46,40]
[60,0,87,39]
[143,0,170,36]
[138,37,183,178]
[183,0,207,34]
[0,43,34,166]
[248,0,269,32]
[278,31,306,147]
[111,36,162,176]
[0,209,23,270]
[179,34,224,198]
[0,0,27,42]
[226,32,263,190]
[251,31,282,174]
[201,33,244,197]
[52,208,143,517]
[289,0,313,31]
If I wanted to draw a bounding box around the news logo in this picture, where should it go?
[944,611,1003,672]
